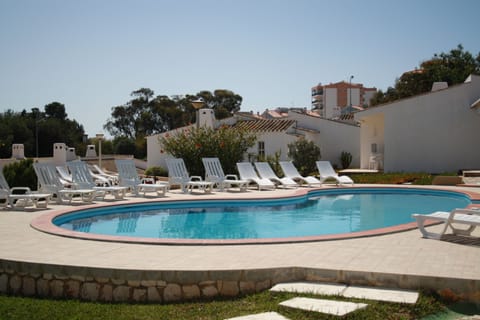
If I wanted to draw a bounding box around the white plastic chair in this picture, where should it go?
[254,162,298,188]
[316,161,354,185]
[412,208,480,239]
[0,170,51,209]
[165,158,213,193]
[236,162,276,190]
[33,162,96,204]
[115,159,169,197]
[67,161,128,200]
[202,157,248,191]
[279,161,321,187]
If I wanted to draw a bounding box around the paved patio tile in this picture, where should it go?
[279,297,368,316]
[342,286,419,304]
[225,311,290,320]
[270,282,346,296]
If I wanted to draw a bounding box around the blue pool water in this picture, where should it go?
[54,188,472,240]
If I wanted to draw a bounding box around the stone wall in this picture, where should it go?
[1,260,479,303]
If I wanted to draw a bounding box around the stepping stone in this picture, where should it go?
[280,297,368,316]
[270,282,347,296]
[342,286,419,304]
[225,311,290,320]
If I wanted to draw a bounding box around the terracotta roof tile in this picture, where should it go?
[233,119,296,132]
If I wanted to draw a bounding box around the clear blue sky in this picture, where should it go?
[1,0,479,138]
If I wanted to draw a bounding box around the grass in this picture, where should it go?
[347,172,458,185]
[0,291,448,320]
[0,171,469,319]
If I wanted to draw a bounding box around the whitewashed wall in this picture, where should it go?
[356,75,480,172]
[287,112,360,168]
[245,131,298,161]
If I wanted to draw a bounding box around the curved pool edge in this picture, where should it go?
[30,185,480,245]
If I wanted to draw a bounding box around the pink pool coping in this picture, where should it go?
[30,186,480,245]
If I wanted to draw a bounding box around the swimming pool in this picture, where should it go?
[47,187,473,244]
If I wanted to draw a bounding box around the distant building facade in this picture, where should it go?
[312,81,377,118]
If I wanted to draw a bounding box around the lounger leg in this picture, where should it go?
[449,224,477,236]
[414,216,449,240]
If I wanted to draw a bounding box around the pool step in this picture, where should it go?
[270,282,419,304]
[279,297,368,316]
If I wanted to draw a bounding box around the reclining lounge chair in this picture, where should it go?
[33,162,96,204]
[202,157,248,192]
[236,162,276,190]
[316,161,354,185]
[279,161,322,187]
[67,161,128,200]
[115,159,169,197]
[412,208,480,239]
[0,170,51,209]
[166,158,213,193]
[254,162,298,188]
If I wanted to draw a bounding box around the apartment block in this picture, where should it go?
[312,81,376,118]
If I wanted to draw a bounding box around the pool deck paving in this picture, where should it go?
[1,184,480,303]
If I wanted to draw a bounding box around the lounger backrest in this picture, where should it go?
[254,162,277,179]
[115,159,141,185]
[236,162,258,180]
[0,170,10,192]
[33,162,64,189]
[202,158,225,181]
[67,161,95,188]
[56,166,72,183]
[316,161,338,177]
[279,161,301,178]
[165,158,190,184]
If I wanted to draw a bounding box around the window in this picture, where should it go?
[258,141,265,157]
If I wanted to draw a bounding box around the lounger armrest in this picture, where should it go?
[225,174,239,180]
[10,187,32,194]
[452,208,480,216]
[190,176,203,181]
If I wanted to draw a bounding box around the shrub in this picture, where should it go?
[287,138,321,176]
[340,151,353,169]
[159,126,256,176]
[144,166,167,177]
[2,158,37,190]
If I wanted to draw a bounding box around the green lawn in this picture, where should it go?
[0,291,448,320]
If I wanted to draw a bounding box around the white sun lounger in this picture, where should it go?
[254,162,298,188]
[316,161,354,185]
[115,159,169,197]
[67,161,128,200]
[279,161,322,187]
[412,208,480,239]
[33,162,96,204]
[236,162,276,190]
[202,157,248,192]
[89,164,119,185]
[0,170,51,209]
[166,158,213,193]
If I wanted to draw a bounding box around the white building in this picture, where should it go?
[354,74,480,173]
[312,81,376,118]
[146,108,360,171]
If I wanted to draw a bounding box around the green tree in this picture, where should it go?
[2,158,37,190]
[160,126,256,176]
[0,104,85,158]
[197,89,242,119]
[372,45,480,106]
[287,138,321,176]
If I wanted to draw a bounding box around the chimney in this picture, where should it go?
[11,144,25,160]
[197,108,216,128]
